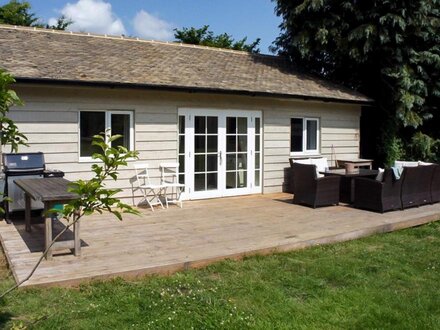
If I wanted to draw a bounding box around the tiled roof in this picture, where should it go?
[0,25,372,103]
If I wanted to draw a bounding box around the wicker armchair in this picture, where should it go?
[291,162,340,208]
[401,165,436,208]
[354,169,402,213]
[431,164,440,203]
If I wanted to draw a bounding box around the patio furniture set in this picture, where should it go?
[290,157,440,213]
[134,162,184,211]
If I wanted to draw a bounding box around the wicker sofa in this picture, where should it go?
[291,162,340,208]
[354,163,439,213]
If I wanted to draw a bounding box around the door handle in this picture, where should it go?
[219,151,223,165]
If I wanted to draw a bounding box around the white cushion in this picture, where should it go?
[394,160,419,168]
[375,167,385,181]
[418,161,433,166]
[293,158,312,165]
[311,157,328,178]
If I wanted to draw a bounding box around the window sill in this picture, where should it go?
[289,153,321,159]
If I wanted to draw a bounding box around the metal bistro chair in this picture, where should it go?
[159,162,185,208]
[134,162,167,212]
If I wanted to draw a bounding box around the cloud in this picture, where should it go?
[50,0,126,35]
[132,10,173,41]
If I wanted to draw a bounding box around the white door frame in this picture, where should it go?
[179,108,262,200]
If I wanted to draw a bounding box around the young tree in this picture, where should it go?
[0,0,72,30]
[174,25,261,53]
[272,0,440,165]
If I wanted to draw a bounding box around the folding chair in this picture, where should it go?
[160,162,185,208]
[133,162,167,211]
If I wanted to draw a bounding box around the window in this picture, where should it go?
[290,117,319,155]
[79,110,134,160]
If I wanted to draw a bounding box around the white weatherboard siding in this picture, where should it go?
[10,84,361,203]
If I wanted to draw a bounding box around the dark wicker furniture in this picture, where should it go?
[432,165,440,203]
[401,165,436,208]
[354,169,403,213]
[291,163,340,208]
[320,168,379,203]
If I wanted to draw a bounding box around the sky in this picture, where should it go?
[2,0,282,53]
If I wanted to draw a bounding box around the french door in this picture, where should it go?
[179,108,262,199]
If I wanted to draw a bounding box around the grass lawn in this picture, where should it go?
[1,221,440,329]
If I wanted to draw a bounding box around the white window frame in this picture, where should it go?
[290,117,320,156]
[79,110,134,162]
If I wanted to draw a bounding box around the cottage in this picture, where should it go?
[0,24,372,203]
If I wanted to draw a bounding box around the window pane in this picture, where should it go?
[80,111,105,157]
[238,136,247,152]
[178,116,185,134]
[226,154,236,171]
[255,135,260,152]
[207,154,218,172]
[195,116,205,134]
[227,136,236,153]
[306,120,318,150]
[226,117,236,134]
[207,116,218,134]
[226,172,236,189]
[237,117,247,134]
[194,155,205,172]
[255,152,260,169]
[179,174,185,185]
[207,173,218,190]
[179,155,185,172]
[237,170,247,188]
[237,153,247,170]
[207,136,217,153]
[255,170,260,187]
[179,135,185,154]
[194,174,205,191]
[290,118,303,152]
[195,135,205,153]
[255,118,261,134]
[111,114,131,149]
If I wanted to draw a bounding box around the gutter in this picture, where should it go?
[14,77,374,106]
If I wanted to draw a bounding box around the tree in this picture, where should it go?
[0,0,71,30]
[272,0,440,165]
[174,25,261,53]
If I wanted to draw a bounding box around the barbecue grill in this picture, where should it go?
[2,152,64,221]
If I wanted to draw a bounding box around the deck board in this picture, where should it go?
[1,193,440,287]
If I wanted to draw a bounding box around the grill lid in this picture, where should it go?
[3,152,45,172]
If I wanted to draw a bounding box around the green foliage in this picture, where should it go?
[410,131,440,162]
[1,221,440,328]
[0,69,28,153]
[0,0,72,30]
[272,0,440,163]
[174,25,261,53]
[59,132,140,223]
[0,0,38,26]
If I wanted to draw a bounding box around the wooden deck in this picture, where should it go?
[1,193,440,287]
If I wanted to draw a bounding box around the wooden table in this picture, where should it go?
[336,158,374,169]
[320,169,378,204]
[14,177,79,260]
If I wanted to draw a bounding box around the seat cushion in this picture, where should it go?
[310,157,328,178]
[394,160,419,168]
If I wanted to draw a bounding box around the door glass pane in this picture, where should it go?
[238,136,247,152]
[207,117,218,134]
[255,170,260,187]
[179,155,185,172]
[179,116,185,134]
[255,135,260,152]
[111,114,131,149]
[306,120,318,150]
[226,154,236,171]
[291,118,303,152]
[227,136,236,152]
[226,172,236,189]
[207,136,217,153]
[237,153,247,170]
[195,116,205,134]
[237,171,247,188]
[195,136,205,153]
[207,155,218,172]
[194,155,205,172]
[255,152,260,169]
[237,117,247,134]
[194,174,205,191]
[179,136,185,153]
[80,111,105,157]
[207,173,218,190]
[255,118,260,135]
[227,117,236,134]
